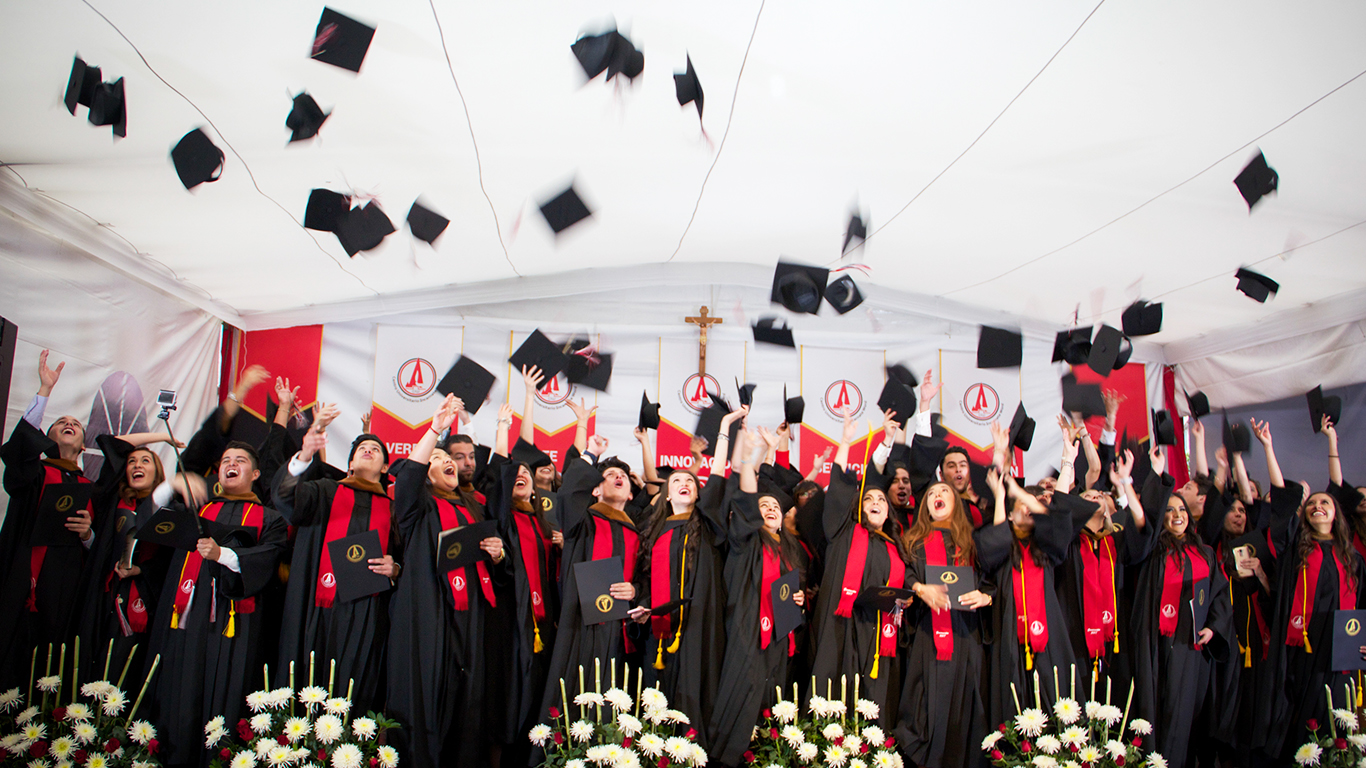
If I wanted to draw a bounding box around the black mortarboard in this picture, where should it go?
[1061,375,1106,417]
[571,30,644,82]
[510,329,570,381]
[1333,610,1366,672]
[565,340,613,392]
[88,77,126,138]
[694,402,732,457]
[877,378,917,429]
[925,565,976,611]
[1152,409,1176,446]
[1087,324,1124,376]
[771,261,829,315]
[1234,150,1278,210]
[977,326,1022,369]
[1188,391,1211,419]
[757,481,795,514]
[771,570,804,638]
[1113,336,1134,370]
[638,392,660,431]
[886,363,918,389]
[843,212,867,254]
[539,185,593,234]
[436,356,496,415]
[349,432,388,464]
[573,557,629,625]
[511,437,554,470]
[824,274,865,314]
[784,386,804,425]
[855,585,916,613]
[1052,327,1093,365]
[1189,577,1211,644]
[1307,385,1342,433]
[1222,412,1251,454]
[673,55,703,117]
[1008,402,1035,451]
[752,317,795,347]
[736,379,756,407]
[63,56,101,114]
[170,128,224,190]
[327,530,392,604]
[648,597,692,616]
[29,483,94,547]
[1122,300,1163,337]
[304,188,350,231]
[311,7,375,73]
[1235,267,1279,303]
[286,92,329,142]
[406,200,449,245]
[436,520,498,572]
[334,202,394,256]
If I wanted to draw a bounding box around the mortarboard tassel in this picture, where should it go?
[869,618,880,680]
[224,602,236,638]
[533,619,543,654]
[170,608,179,629]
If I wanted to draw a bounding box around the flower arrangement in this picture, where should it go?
[983,668,1166,768]
[743,674,903,768]
[529,659,706,768]
[205,654,399,768]
[0,639,162,768]
[1291,684,1366,767]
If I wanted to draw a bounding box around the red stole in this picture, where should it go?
[1080,533,1119,658]
[590,511,639,582]
[924,530,955,661]
[650,526,683,640]
[30,464,92,611]
[1158,547,1210,638]
[315,485,392,608]
[171,501,263,630]
[834,526,901,619]
[966,498,984,528]
[1013,540,1049,660]
[513,504,549,621]
[435,497,496,611]
[1287,542,1356,650]
[1353,533,1366,564]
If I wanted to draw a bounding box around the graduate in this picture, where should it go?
[271,417,399,712]
[386,395,508,768]
[905,369,993,528]
[144,440,289,766]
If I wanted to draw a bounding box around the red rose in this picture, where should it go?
[1070,744,1080,752]
[992,749,1004,760]
[860,744,870,754]
[238,721,253,741]
[999,724,1009,733]
[52,708,66,721]
[277,735,289,745]
[743,751,755,763]
[553,732,564,745]
[1308,718,1320,731]
[318,750,327,761]
[623,738,633,749]
[1337,738,1348,750]
[885,738,895,748]
[762,709,771,719]
[1132,737,1142,748]
[770,728,779,740]
[658,759,668,768]
[105,738,121,753]
[29,741,48,758]
[687,728,699,741]
[73,750,88,763]
[833,736,844,747]
[147,740,159,755]
[1116,758,1125,767]
[221,748,233,760]
[369,759,378,768]
[549,706,560,719]
[1022,740,1033,753]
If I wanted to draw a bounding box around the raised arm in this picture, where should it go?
[1080,428,1102,491]
[805,447,831,483]
[987,467,1006,526]
[519,365,543,446]
[1190,418,1209,480]
[1232,451,1254,506]
[1326,418,1344,488]
[222,364,271,430]
[1251,419,1283,489]
[636,427,661,487]
[1055,416,1081,495]
[566,397,595,456]
[273,376,300,429]
[833,408,858,473]
[494,402,513,458]
[1110,449,1146,531]
[1213,446,1230,494]
[412,395,459,465]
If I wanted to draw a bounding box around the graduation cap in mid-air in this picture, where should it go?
[735,379,756,408]
[304,189,349,231]
[64,56,125,137]
[1234,150,1278,210]
[877,377,917,429]
[406,201,449,246]
[571,28,644,82]
[673,55,703,118]
[977,326,1022,369]
[539,185,593,235]
[1152,409,1176,446]
[510,329,570,382]
[565,338,613,392]
[1307,385,1342,433]
[1061,375,1106,417]
[170,128,224,190]
[436,356,496,416]
[1222,412,1252,454]
[1122,300,1163,337]
[1187,391,1211,419]
[1235,267,1279,303]
[638,393,660,431]
[783,385,804,426]
[843,211,867,254]
[693,401,731,457]
[334,202,395,256]
[1087,325,1126,376]
[751,317,795,347]
[286,92,329,142]
[311,7,376,73]
[511,438,554,470]
[1052,327,1093,365]
[771,261,829,315]
[63,56,101,115]
[1008,402,1036,451]
[824,274,865,315]
[886,363,918,389]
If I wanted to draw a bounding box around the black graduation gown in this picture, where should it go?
[1253,484,1366,761]
[145,493,287,766]
[977,509,1078,729]
[385,460,506,768]
[894,526,990,768]
[810,467,906,728]
[271,463,399,713]
[0,419,99,688]
[707,489,808,766]
[1129,538,1232,768]
[906,429,993,528]
[1204,528,1272,762]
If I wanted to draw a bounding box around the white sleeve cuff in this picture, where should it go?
[872,440,892,472]
[288,454,312,476]
[152,481,175,508]
[23,395,48,430]
[217,548,241,573]
[81,532,94,550]
[1116,492,1129,509]
[1101,429,1117,446]
[914,410,932,438]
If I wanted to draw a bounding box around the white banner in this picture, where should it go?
[369,324,463,459]
[797,346,886,483]
[657,337,747,476]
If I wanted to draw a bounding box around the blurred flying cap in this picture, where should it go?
[1052,327,1093,365]
[565,339,612,392]
[976,326,1022,369]
[1222,412,1251,454]
[877,378,917,429]
[751,317,795,348]
[843,212,867,254]
[771,261,829,315]
[509,329,570,381]
[1060,375,1106,417]
[286,92,329,142]
[824,275,864,314]
[170,128,224,190]
[1087,324,1124,376]
[436,355,496,415]
[783,385,805,425]
[304,188,350,231]
[1187,391,1211,419]
[406,200,449,245]
[1121,300,1163,337]
[1008,402,1035,451]
[539,185,593,235]
[1234,267,1279,303]
[1152,409,1176,446]
[510,437,553,470]
[572,28,644,82]
[1234,150,1278,210]
[1113,336,1134,370]
[1306,385,1341,433]
[693,402,729,457]
[311,7,375,73]
[886,363,918,389]
[63,56,101,114]
[673,55,703,117]
[334,202,394,256]
[638,392,660,431]
[88,78,126,137]
[735,379,756,408]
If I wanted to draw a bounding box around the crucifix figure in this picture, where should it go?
[685,306,723,376]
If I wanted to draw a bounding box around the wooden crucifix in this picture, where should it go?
[685,306,723,376]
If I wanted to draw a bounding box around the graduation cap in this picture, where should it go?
[436,520,498,572]
[824,274,865,314]
[1234,150,1278,210]
[886,363,918,389]
[854,585,915,613]
[925,565,976,611]
[406,201,449,246]
[1122,300,1163,337]
[29,483,94,547]
[843,212,867,254]
[648,597,692,616]
[63,56,101,115]
[564,339,613,392]
[877,377,917,429]
[694,401,732,457]
[571,29,644,82]
[573,557,630,625]
[1187,391,1211,419]
[64,57,127,138]
[751,317,795,347]
[327,530,392,604]
[311,7,375,73]
[437,356,496,416]
[304,188,350,231]
[757,482,795,514]
[638,392,660,431]
[1332,610,1366,672]
[1052,327,1093,365]
[1307,385,1342,433]
[1087,324,1125,376]
[1008,402,1035,451]
[510,329,570,381]
[1061,375,1106,417]
[539,185,593,235]
[673,55,703,118]
[733,379,756,408]
[285,92,329,142]
[170,128,224,190]
[771,570,804,638]
[511,438,554,470]
[772,261,829,315]
[1152,409,1176,446]
[1235,267,1279,303]
[334,202,395,256]
[783,386,804,426]
[976,326,1022,369]
[1222,412,1251,454]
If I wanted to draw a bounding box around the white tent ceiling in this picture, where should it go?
[2,0,1364,357]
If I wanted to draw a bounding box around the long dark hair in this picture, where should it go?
[118,447,166,502]
[904,482,976,565]
[511,460,556,534]
[1157,493,1206,557]
[757,490,809,579]
[641,470,706,557]
[848,486,911,562]
[1296,492,1360,593]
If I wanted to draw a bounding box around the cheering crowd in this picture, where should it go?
[1,350,1362,768]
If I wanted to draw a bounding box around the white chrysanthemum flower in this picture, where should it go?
[796,742,818,763]
[84,682,115,700]
[324,698,350,717]
[16,706,39,725]
[664,737,691,762]
[1145,754,1168,768]
[128,721,155,745]
[1053,698,1081,724]
[205,729,225,749]
[570,720,594,743]
[36,677,60,693]
[873,754,897,768]
[1096,705,1122,726]
[823,722,845,741]
[528,724,552,747]
[1077,746,1102,764]
[585,745,609,764]
[603,688,632,712]
[56,762,73,768]
[247,714,271,734]
[636,733,664,758]
[1032,757,1059,768]
[829,700,848,719]
[644,708,666,726]
[661,709,689,725]
[1036,734,1062,755]
[246,691,269,712]
[1106,740,1127,759]
[206,716,226,735]
[100,690,126,717]
[63,704,91,722]
[773,700,799,724]
[30,759,51,768]
[351,718,377,740]
[862,726,885,747]
[133,762,157,768]
[1060,726,1088,748]
[231,752,258,768]
[298,687,327,706]
[1015,708,1048,737]
[1129,718,1152,735]
[640,688,667,712]
[283,717,310,743]
[3,737,25,757]
[982,731,1004,751]
[781,725,805,747]
[573,692,605,709]
[823,745,848,767]
[566,761,585,768]
[330,745,362,768]
[808,696,829,717]
[0,688,21,712]
[314,715,343,745]
[266,746,294,766]
[1335,709,1359,732]
[856,698,880,721]
[24,723,46,742]
[269,689,293,710]
[1084,701,1102,719]
[253,739,274,757]
[376,745,398,768]
[844,735,864,753]
[1349,734,1366,750]
[848,759,866,768]
[1294,743,1323,766]
[86,754,108,768]
[616,713,642,737]
[49,738,75,760]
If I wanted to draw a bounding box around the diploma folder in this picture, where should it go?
[574,557,629,625]
[854,585,915,613]
[31,482,95,546]
[1333,610,1366,672]
[326,530,392,604]
[1189,577,1211,644]
[136,506,253,550]
[925,565,976,611]
[436,520,498,573]
[771,570,805,639]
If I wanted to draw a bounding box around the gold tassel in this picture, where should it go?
[1242,643,1251,668]
[170,608,179,629]
[653,640,665,670]
[869,649,879,680]
[1113,632,1119,653]
[1304,634,1312,654]
[1357,672,1363,708]
[1301,567,1312,653]
[1025,644,1034,671]
[533,620,543,653]
[224,602,236,638]
[1092,657,1099,682]
[869,611,881,680]
[667,627,682,654]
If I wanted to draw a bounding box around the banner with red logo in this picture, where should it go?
[219,325,324,446]
[935,350,1022,469]
[656,337,747,478]
[796,346,886,486]
[505,330,598,472]
[369,324,463,459]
